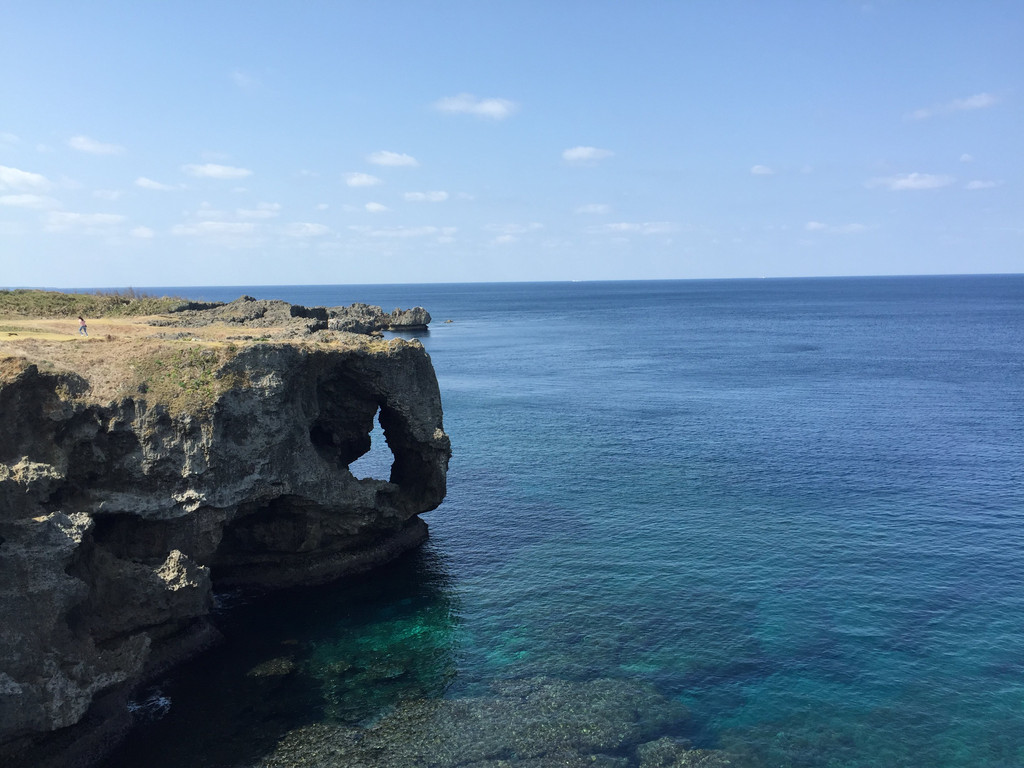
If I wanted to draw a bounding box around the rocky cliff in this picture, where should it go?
[0,321,450,766]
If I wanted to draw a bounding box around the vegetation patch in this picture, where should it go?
[0,288,218,318]
[131,343,245,415]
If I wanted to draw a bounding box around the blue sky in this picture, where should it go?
[1,1,1021,288]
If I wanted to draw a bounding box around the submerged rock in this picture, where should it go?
[259,677,740,768]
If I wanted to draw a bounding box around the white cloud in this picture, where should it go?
[404,191,448,202]
[46,211,126,232]
[965,180,1000,190]
[0,194,59,209]
[492,234,517,245]
[866,173,954,191]
[367,151,419,167]
[960,154,975,163]
[237,202,282,219]
[909,92,998,120]
[131,226,155,238]
[93,189,122,201]
[283,222,330,237]
[365,202,389,213]
[434,93,518,120]
[591,222,677,235]
[562,146,613,164]
[182,163,253,179]
[171,221,256,236]
[345,172,382,187]
[136,176,175,190]
[804,221,867,234]
[751,165,775,175]
[316,203,329,211]
[575,203,610,214]
[0,165,51,191]
[68,135,124,155]
[0,132,18,145]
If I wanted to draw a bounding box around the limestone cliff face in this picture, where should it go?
[0,339,450,761]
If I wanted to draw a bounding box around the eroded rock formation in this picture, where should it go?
[0,334,450,766]
[327,303,432,333]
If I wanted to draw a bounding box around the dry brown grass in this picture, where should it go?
[0,313,391,413]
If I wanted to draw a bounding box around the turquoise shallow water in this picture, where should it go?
[104,276,1024,767]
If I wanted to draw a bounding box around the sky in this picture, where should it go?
[1,1,1021,288]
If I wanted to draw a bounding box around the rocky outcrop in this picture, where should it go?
[151,296,329,338]
[387,306,431,331]
[0,334,450,766]
[327,304,432,334]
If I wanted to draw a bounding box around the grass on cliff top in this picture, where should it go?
[0,288,198,318]
[0,289,408,412]
[0,338,244,413]
[1,329,396,415]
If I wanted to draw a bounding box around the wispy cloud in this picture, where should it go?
[866,173,954,191]
[0,132,18,145]
[368,151,419,167]
[182,163,253,179]
[136,176,176,190]
[0,194,59,209]
[171,221,257,236]
[282,222,330,237]
[68,135,125,155]
[345,172,382,187]
[751,164,775,175]
[131,226,155,238]
[230,69,260,90]
[575,203,611,214]
[591,221,676,235]
[365,202,389,213]
[965,180,1000,190]
[355,225,457,239]
[0,165,51,191]
[908,92,998,120]
[237,202,281,219]
[46,211,126,232]
[960,154,975,163]
[562,146,613,164]
[404,191,448,202]
[434,93,518,120]
[93,189,122,201]
[487,222,544,235]
[804,221,867,234]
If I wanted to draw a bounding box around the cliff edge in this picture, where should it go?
[0,297,450,766]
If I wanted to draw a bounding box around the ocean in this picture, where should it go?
[102,275,1024,767]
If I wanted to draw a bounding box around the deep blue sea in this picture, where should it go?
[103,276,1024,767]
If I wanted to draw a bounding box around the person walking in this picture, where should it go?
[78,316,88,336]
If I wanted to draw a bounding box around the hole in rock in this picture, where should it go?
[348,408,394,481]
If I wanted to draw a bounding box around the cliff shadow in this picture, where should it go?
[98,543,459,768]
